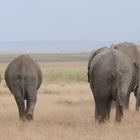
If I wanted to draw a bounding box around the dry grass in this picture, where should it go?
[0,81,140,140]
[0,53,140,140]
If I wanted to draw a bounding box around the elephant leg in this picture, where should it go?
[125,92,131,109]
[11,85,25,121]
[135,87,140,111]
[115,105,122,122]
[135,90,140,111]
[94,103,104,123]
[95,99,111,123]
[14,95,25,121]
[26,89,37,121]
[115,84,127,122]
[136,99,139,111]
[26,99,30,114]
[125,83,135,110]
[107,100,112,120]
[115,93,125,123]
[115,92,124,122]
[95,104,99,121]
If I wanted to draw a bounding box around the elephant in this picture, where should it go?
[111,42,140,110]
[88,48,137,123]
[5,55,42,121]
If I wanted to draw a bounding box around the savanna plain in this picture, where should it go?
[0,53,140,140]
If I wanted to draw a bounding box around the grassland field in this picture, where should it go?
[0,53,140,140]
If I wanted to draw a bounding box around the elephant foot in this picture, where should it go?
[99,119,105,124]
[26,113,33,121]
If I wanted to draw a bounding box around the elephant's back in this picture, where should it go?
[114,42,140,65]
[90,49,133,77]
[6,55,40,74]
[5,55,42,89]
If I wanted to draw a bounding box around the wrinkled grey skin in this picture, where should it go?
[87,47,108,82]
[5,55,42,121]
[111,42,140,111]
[88,48,137,123]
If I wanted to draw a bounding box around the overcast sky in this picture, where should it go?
[0,0,140,51]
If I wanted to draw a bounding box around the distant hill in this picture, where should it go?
[0,52,90,63]
[0,41,112,52]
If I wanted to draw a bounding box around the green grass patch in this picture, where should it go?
[0,53,89,83]
[44,68,87,83]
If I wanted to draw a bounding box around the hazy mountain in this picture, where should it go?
[0,41,116,53]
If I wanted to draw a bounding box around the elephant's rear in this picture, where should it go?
[5,55,42,90]
[89,50,117,122]
[89,49,135,122]
[5,55,42,121]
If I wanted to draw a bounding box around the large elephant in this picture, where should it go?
[5,55,42,121]
[88,48,137,123]
[111,42,140,110]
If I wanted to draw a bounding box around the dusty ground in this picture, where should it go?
[0,81,140,140]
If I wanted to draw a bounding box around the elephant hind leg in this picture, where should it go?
[136,96,140,111]
[107,100,112,120]
[25,99,33,121]
[125,92,131,110]
[11,85,25,121]
[115,105,123,122]
[25,88,37,121]
[135,87,140,111]
[115,84,128,122]
[95,99,112,123]
[14,95,25,121]
[26,112,33,120]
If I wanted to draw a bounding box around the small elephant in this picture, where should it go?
[5,55,42,121]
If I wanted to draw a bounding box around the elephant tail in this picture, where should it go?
[19,76,25,99]
[113,70,123,117]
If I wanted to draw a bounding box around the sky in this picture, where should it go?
[0,0,140,51]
